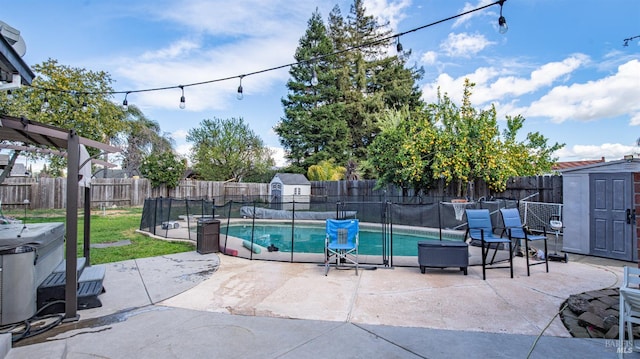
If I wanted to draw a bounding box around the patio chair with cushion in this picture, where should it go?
[325,219,359,276]
[465,209,513,280]
[499,208,549,276]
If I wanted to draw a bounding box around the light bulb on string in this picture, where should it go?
[122,92,129,111]
[179,86,186,109]
[6,90,13,101]
[396,36,403,52]
[82,101,88,112]
[237,76,244,100]
[498,0,508,34]
[311,68,319,86]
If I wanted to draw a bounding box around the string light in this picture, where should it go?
[82,101,88,112]
[310,68,319,86]
[623,35,640,47]
[26,1,507,102]
[498,0,508,34]
[237,76,244,100]
[6,90,12,101]
[122,92,129,111]
[179,85,186,109]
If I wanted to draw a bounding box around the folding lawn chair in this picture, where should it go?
[324,219,359,276]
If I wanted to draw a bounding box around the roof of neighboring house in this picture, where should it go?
[561,158,640,173]
[271,173,311,185]
[552,157,605,171]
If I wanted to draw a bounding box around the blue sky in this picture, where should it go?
[4,0,640,168]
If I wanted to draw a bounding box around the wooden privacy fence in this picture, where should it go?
[0,178,269,210]
[310,176,563,204]
[0,175,562,210]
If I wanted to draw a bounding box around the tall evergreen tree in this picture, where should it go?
[275,9,349,172]
[330,0,425,166]
[277,1,425,176]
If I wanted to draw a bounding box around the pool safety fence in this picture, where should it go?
[139,197,562,267]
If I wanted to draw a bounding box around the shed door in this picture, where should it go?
[590,173,633,261]
[271,183,282,210]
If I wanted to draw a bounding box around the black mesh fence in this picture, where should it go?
[139,197,215,240]
[140,197,520,266]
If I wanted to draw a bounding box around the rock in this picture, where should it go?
[587,326,605,338]
[598,295,619,307]
[568,295,591,315]
[605,309,620,318]
[578,311,605,331]
[603,315,618,331]
[605,325,619,339]
[562,307,578,320]
[569,325,590,338]
[588,301,607,318]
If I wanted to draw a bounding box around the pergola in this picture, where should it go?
[0,115,120,321]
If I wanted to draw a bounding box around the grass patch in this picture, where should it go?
[2,207,194,264]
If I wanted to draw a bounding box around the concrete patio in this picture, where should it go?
[4,250,636,358]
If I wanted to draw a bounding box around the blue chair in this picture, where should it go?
[500,208,549,276]
[325,219,359,276]
[465,209,513,280]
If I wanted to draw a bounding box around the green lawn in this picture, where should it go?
[2,207,194,264]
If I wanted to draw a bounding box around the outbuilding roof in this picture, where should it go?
[272,173,311,185]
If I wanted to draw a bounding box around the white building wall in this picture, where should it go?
[562,173,590,254]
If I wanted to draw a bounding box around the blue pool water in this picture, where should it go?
[222,223,451,256]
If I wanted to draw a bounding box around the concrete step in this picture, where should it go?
[37,264,106,315]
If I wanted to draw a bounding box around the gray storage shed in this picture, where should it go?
[562,158,640,262]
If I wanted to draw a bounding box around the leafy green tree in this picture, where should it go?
[187,117,274,182]
[369,80,564,196]
[0,58,127,175]
[114,105,174,178]
[139,150,186,189]
[368,108,437,195]
[307,159,345,181]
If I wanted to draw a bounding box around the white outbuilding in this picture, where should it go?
[269,173,311,210]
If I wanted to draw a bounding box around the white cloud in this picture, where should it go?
[440,32,494,58]
[421,54,590,106]
[452,0,496,28]
[171,129,189,141]
[149,0,312,38]
[421,51,438,65]
[175,143,193,162]
[364,0,411,31]
[269,146,288,168]
[113,34,293,111]
[554,143,636,162]
[140,40,201,61]
[490,55,588,97]
[526,59,640,124]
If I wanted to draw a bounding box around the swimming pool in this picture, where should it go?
[221,223,462,256]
